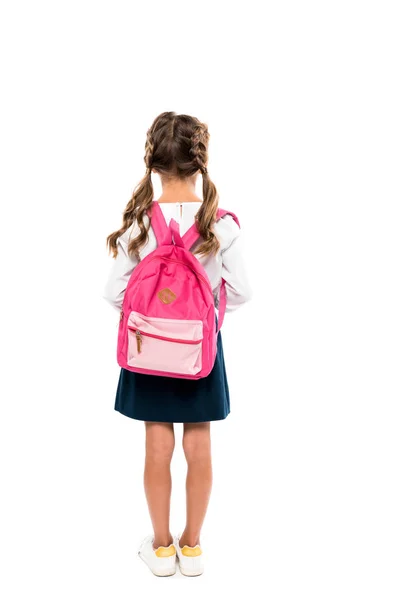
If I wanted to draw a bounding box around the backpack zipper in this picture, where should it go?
[129,327,202,354]
[135,330,142,353]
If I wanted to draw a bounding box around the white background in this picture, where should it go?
[1,1,399,598]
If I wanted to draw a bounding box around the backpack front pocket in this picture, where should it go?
[127,311,203,375]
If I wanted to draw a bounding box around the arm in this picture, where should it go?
[220,221,253,312]
[103,228,139,312]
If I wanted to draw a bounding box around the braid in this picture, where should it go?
[106,129,155,259]
[190,125,209,175]
[187,125,220,256]
[144,128,154,170]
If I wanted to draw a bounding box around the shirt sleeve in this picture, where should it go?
[103,229,139,312]
[220,220,254,312]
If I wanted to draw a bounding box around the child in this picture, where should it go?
[103,112,253,577]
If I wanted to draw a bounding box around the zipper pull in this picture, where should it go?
[120,309,124,322]
[136,330,142,353]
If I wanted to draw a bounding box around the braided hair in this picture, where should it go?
[106,112,220,260]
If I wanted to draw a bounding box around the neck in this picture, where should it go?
[157,174,201,203]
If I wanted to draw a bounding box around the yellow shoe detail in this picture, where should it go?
[181,545,202,557]
[154,544,176,558]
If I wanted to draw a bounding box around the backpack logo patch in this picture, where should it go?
[157,288,177,304]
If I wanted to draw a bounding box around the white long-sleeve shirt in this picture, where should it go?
[103,201,253,313]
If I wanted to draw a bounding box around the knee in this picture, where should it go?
[182,427,211,464]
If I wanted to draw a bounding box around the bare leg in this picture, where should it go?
[144,422,175,548]
[180,422,212,547]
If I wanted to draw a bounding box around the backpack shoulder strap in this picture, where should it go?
[181,208,240,251]
[213,209,240,333]
[181,208,240,333]
[146,201,172,246]
[216,208,241,229]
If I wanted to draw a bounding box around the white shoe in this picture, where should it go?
[138,535,177,577]
[174,534,204,577]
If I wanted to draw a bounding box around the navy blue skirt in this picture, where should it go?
[114,315,230,423]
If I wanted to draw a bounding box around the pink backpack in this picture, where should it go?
[117,200,240,379]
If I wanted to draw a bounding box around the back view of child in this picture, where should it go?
[103,111,253,577]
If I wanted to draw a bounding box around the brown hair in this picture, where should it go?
[106,112,220,260]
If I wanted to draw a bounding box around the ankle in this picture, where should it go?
[179,533,200,548]
[153,534,173,549]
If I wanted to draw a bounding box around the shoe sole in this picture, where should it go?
[178,564,204,577]
[138,551,177,577]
